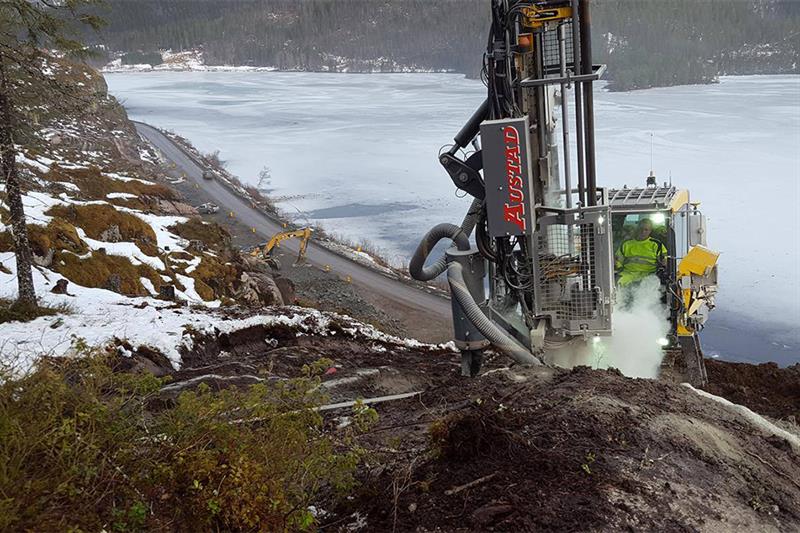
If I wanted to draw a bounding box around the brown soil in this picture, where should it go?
[146,317,800,533]
[705,360,800,421]
[339,366,799,532]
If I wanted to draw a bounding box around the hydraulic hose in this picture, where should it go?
[447,262,541,366]
[475,206,498,263]
[409,198,482,282]
[460,197,483,238]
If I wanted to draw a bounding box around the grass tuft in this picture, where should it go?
[43,165,177,201]
[47,203,158,256]
[169,218,231,254]
[54,250,163,296]
[0,298,73,324]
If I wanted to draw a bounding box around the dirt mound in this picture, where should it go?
[330,366,800,532]
[144,312,800,532]
[705,360,800,422]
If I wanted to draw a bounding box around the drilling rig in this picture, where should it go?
[409,0,718,385]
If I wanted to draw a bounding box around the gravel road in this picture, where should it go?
[135,121,453,341]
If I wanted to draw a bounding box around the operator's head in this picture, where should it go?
[636,218,653,240]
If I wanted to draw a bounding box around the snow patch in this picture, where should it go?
[106,192,138,200]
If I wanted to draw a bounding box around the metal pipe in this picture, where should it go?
[579,0,598,206]
[571,0,586,206]
[452,99,489,152]
[574,84,586,206]
[533,30,548,204]
[558,24,572,210]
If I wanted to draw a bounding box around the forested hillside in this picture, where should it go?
[94,1,488,74]
[92,0,799,90]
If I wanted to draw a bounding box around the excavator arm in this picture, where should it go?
[251,228,312,268]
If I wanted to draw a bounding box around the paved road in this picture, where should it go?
[134,121,452,322]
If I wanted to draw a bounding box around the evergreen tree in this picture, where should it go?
[90,0,798,89]
[0,0,104,306]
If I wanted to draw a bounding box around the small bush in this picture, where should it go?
[0,351,371,531]
[204,150,226,169]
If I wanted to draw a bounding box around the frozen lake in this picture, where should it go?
[105,72,800,365]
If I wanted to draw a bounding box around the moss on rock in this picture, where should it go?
[27,219,88,257]
[47,204,158,256]
[43,166,176,201]
[190,256,238,301]
[170,218,231,254]
[54,250,163,297]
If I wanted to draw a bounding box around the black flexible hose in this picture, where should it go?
[408,223,470,282]
[475,207,498,263]
[408,199,482,282]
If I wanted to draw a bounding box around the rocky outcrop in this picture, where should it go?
[235,271,283,306]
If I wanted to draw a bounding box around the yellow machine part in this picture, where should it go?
[669,189,690,213]
[676,245,719,336]
[678,245,719,277]
[520,5,572,28]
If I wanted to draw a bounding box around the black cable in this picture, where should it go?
[476,207,499,263]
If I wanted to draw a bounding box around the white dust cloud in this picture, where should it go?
[545,276,670,378]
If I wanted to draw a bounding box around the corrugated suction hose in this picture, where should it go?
[409,199,482,282]
[447,261,541,366]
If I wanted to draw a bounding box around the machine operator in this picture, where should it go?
[615,218,667,287]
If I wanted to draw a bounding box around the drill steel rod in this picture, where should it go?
[571,0,586,206]
[533,30,548,203]
[558,24,572,210]
[579,0,598,206]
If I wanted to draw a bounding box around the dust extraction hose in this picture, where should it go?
[409,198,482,282]
[447,262,541,366]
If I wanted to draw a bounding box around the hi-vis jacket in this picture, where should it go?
[615,237,667,286]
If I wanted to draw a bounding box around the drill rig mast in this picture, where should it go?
[410,0,717,384]
[410,0,614,375]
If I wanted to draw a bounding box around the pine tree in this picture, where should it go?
[0,0,103,306]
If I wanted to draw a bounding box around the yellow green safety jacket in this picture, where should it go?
[615,237,667,286]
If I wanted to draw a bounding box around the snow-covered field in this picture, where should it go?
[104,72,800,363]
[0,249,446,375]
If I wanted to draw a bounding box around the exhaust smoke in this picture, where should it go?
[546,276,670,378]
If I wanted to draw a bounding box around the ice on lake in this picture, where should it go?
[105,72,800,364]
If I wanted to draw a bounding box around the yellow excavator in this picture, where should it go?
[250,228,312,270]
